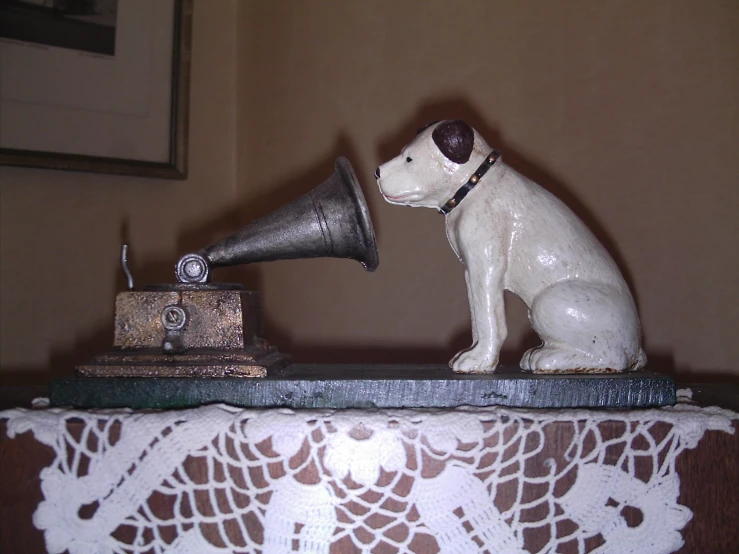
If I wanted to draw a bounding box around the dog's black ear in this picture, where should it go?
[432,120,474,164]
[416,121,440,135]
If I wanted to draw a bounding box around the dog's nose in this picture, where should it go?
[374,167,381,179]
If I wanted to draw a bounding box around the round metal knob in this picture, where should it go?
[175,253,210,283]
[161,305,187,331]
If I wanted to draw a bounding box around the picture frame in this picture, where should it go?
[0,0,193,179]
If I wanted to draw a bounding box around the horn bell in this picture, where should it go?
[196,157,379,276]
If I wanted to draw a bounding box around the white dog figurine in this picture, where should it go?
[376,120,647,374]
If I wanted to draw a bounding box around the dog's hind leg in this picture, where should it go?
[521,280,642,373]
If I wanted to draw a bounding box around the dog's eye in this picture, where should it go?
[406,156,413,163]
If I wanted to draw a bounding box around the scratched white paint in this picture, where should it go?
[376,121,647,374]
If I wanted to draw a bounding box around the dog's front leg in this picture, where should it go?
[451,257,507,373]
[463,269,480,344]
[465,270,479,345]
[450,270,479,366]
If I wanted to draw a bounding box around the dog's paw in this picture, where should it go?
[519,346,539,371]
[520,345,601,373]
[449,349,466,366]
[450,347,498,374]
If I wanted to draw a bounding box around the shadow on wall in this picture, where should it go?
[180,133,383,250]
[0,137,377,384]
[268,291,541,366]
[377,96,640,307]
[3,98,734,386]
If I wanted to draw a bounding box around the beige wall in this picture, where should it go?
[1,0,737,380]
[237,0,738,376]
[0,1,240,380]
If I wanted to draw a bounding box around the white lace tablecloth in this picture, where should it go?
[1,396,736,554]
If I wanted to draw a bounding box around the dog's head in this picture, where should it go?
[376,120,492,210]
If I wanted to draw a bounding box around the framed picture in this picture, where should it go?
[0,0,193,179]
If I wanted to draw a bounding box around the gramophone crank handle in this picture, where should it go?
[121,244,135,290]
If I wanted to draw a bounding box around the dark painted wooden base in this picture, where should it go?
[49,364,676,409]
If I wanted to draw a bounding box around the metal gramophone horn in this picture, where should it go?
[176,157,379,283]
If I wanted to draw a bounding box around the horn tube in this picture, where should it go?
[176,157,378,283]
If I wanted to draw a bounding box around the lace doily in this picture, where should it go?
[1,400,735,554]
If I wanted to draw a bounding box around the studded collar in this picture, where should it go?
[439,149,501,215]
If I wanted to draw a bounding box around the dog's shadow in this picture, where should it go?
[377,98,645,361]
[377,98,639,303]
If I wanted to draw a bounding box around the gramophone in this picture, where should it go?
[76,157,378,379]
